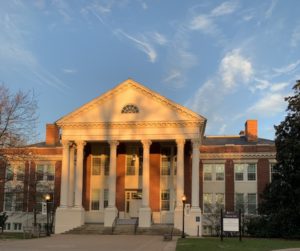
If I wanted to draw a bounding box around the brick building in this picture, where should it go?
[0,79,276,236]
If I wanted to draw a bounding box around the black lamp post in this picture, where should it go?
[181,194,186,238]
[45,194,51,236]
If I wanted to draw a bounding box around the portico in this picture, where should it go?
[54,79,206,236]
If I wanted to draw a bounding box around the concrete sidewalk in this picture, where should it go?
[0,235,177,251]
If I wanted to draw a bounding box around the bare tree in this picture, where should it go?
[0,84,38,148]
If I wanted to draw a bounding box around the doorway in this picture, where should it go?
[125,190,142,218]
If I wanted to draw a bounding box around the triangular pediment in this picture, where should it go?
[56,79,206,126]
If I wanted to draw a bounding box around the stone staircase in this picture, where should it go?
[65,222,181,236]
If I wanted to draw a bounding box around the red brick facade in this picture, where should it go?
[116,144,126,212]
[257,158,270,203]
[225,159,235,212]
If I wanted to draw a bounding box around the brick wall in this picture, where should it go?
[225,159,234,212]
[199,160,203,211]
[257,158,270,203]
[150,142,161,212]
[0,160,6,212]
[116,143,126,211]
[184,142,192,204]
[54,161,62,208]
[82,154,91,211]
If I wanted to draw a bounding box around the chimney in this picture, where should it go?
[245,120,258,142]
[46,124,60,145]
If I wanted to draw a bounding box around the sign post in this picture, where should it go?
[220,209,242,242]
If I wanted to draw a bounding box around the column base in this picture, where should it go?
[174,206,183,230]
[138,207,152,227]
[104,207,118,227]
[55,207,85,234]
[184,207,202,237]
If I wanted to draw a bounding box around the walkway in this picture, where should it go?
[0,234,177,251]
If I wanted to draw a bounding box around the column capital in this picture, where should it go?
[61,140,71,149]
[191,138,201,148]
[75,140,86,149]
[141,139,152,148]
[176,138,186,146]
[108,140,119,148]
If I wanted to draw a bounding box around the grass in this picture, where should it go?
[176,237,300,251]
[0,232,24,240]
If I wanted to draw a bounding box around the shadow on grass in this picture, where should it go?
[176,237,300,251]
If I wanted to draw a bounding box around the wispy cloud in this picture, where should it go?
[62,68,77,74]
[189,15,217,34]
[291,23,300,47]
[51,0,72,23]
[247,93,286,117]
[0,10,68,92]
[265,0,277,19]
[115,29,157,62]
[152,32,167,45]
[273,59,300,75]
[219,49,253,89]
[211,1,238,17]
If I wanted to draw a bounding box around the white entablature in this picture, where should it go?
[56,79,207,141]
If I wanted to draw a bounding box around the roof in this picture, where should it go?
[202,136,274,146]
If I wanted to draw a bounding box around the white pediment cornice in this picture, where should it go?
[56,79,207,125]
[59,120,204,129]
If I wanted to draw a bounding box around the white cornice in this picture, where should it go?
[58,120,204,129]
[200,152,276,159]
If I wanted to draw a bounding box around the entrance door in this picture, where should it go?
[125,191,142,218]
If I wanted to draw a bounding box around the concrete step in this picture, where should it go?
[65,223,181,236]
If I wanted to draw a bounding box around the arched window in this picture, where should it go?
[121,104,139,113]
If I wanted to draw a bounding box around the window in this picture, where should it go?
[235,165,244,181]
[36,163,55,181]
[92,157,101,175]
[126,155,136,175]
[215,193,225,209]
[203,164,224,181]
[161,148,171,175]
[121,104,139,113]
[5,223,11,230]
[204,165,212,181]
[247,164,256,181]
[91,189,100,210]
[161,190,170,211]
[138,151,143,176]
[215,165,224,181]
[104,189,109,208]
[203,193,213,213]
[5,165,14,181]
[104,157,110,176]
[270,163,277,181]
[235,193,244,212]
[13,223,22,231]
[4,192,24,212]
[247,193,257,214]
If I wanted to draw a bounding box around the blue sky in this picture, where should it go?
[1,0,300,141]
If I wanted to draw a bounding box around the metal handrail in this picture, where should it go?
[111,213,119,234]
[134,218,139,235]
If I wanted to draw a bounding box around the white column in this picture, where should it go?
[104,140,119,227]
[60,140,70,208]
[191,138,200,208]
[68,145,75,207]
[176,139,185,208]
[139,139,152,228]
[74,140,86,208]
[141,139,152,208]
[108,140,119,207]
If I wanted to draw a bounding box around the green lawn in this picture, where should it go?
[176,237,300,251]
[0,232,24,239]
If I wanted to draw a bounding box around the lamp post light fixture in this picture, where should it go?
[181,194,187,238]
[45,194,51,236]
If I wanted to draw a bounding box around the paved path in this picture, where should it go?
[0,235,177,251]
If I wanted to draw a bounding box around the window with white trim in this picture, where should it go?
[92,157,101,176]
[235,193,244,212]
[91,189,100,210]
[234,163,256,181]
[161,148,171,176]
[161,189,170,211]
[203,193,213,213]
[247,164,256,181]
[203,193,224,213]
[104,189,109,208]
[247,193,257,214]
[203,164,225,181]
[270,163,277,181]
[204,165,212,181]
[5,163,25,181]
[126,155,136,175]
[36,163,54,181]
